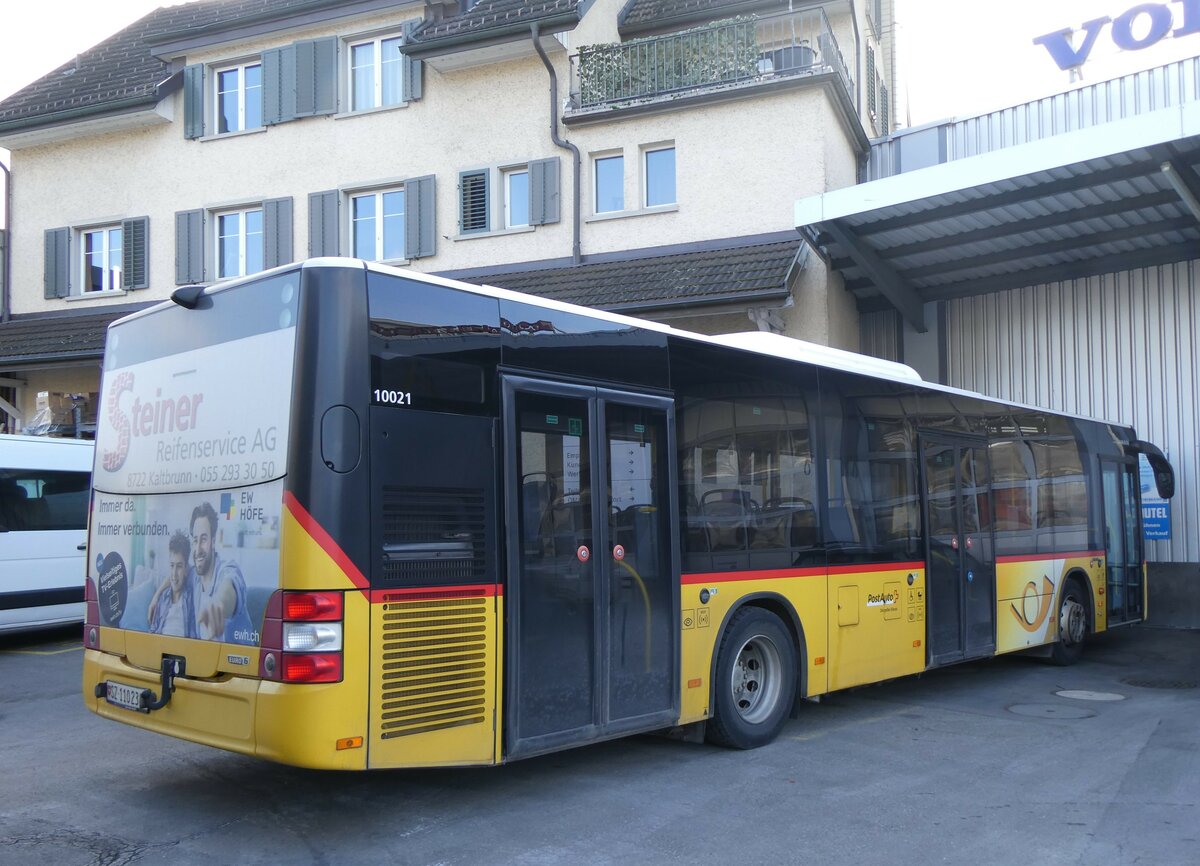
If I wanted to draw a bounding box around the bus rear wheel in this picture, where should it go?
[706,607,797,749]
[1049,579,1088,666]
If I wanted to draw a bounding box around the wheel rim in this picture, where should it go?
[1060,593,1086,645]
[729,633,783,724]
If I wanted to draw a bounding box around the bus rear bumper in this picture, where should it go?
[83,649,370,770]
[84,648,260,757]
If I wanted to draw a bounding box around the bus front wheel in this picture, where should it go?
[706,607,797,749]
[1049,579,1088,666]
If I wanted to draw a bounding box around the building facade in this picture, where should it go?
[0,0,895,435]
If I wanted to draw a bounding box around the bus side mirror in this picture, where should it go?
[1152,462,1175,499]
[1136,441,1175,499]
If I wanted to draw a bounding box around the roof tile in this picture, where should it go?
[456,239,800,310]
[412,0,580,44]
[0,0,341,129]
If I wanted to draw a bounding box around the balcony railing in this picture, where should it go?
[569,9,852,113]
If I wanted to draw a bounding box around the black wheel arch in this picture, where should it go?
[1063,567,1095,634]
[706,592,808,720]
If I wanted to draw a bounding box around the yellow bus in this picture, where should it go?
[82,259,1175,768]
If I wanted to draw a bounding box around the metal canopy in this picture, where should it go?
[795,104,1200,333]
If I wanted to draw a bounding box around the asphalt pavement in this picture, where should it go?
[1,623,1196,865]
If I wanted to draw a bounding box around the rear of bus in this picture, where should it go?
[82,263,376,769]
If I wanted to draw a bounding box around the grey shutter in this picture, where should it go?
[458,170,489,233]
[308,190,340,257]
[263,197,294,269]
[296,37,338,117]
[43,227,69,299]
[402,21,423,102]
[263,45,297,125]
[121,216,149,290]
[406,175,436,259]
[529,157,561,226]
[183,64,205,139]
[866,45,876,117]
[175,209,205,285]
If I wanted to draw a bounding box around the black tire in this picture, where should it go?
[706,607,797,749]
[1049,578,1088,666]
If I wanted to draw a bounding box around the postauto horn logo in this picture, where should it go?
[101,371,205,472]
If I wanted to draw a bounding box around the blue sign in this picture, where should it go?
[1140,456,1171,540]
[1034,0,1200,71]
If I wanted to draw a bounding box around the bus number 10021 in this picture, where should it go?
[374,389,412,406]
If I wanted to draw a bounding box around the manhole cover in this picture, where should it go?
[1008,703,1096,719]
[1122,678,1198,690]
[1055,690,1126,702]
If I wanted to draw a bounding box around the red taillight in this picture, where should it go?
[259,590,345,683]
[281,652,343,683]
[84,577,100,627]
[283,591,343,621]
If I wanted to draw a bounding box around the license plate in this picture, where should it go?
[104,680,146,712]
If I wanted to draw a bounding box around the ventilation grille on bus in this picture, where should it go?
[377,590,490,739]
[380,486,487,585]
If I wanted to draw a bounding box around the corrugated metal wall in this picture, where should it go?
[859,309,902,361]
[865,57,1200,181]
[945,261,1200,564]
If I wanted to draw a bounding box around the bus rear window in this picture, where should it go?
[93,271,300,496]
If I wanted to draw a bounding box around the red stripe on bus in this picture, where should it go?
[682,561,924,584]
[369,584,501,604]
[828,561,924,576]
[283,490,370,591]
[995,550,1105,564]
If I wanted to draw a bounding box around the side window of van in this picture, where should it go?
[0,470,90,531]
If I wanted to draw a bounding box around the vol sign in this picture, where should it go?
[1034,0,1200,70]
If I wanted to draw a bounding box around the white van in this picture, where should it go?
[0,434,92,634]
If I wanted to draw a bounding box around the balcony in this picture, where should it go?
[566,10,854,122]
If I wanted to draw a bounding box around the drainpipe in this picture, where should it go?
[531,22,581,265]
[1,157,10,324]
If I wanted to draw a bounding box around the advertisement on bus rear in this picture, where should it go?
[89,297,297,647]
[89,481,283,645]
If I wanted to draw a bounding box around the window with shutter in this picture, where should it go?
[175,209,205,285]
[866,45,876,119]
[407,175,436,259]
[350,187,406,261]
[529,157,560,226]
[309,190,340,257]
[44,228,69,299]
[183,64,205,139]
[215,207,265,279]
[459,170,489,234]
[79,226,122,293]
[263,198,294,269]
[215,61,263,133]
[121,217,149,290]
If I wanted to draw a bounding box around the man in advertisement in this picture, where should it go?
[148,531,197,638]
[190,502,254,645]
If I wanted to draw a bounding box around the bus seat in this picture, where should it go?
[701,489,751,551]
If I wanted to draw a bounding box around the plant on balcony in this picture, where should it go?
[578,17,761,108]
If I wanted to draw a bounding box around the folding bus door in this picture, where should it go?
[1101,458,1144,625]
[922,434,997,666]
[503,376,679,760]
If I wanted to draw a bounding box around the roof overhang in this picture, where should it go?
[147,0,418,57]
[0,94,172,149]
[795,101,1200,333]
[403,13,579,69]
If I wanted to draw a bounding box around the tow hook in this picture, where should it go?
[93,654,186,712]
